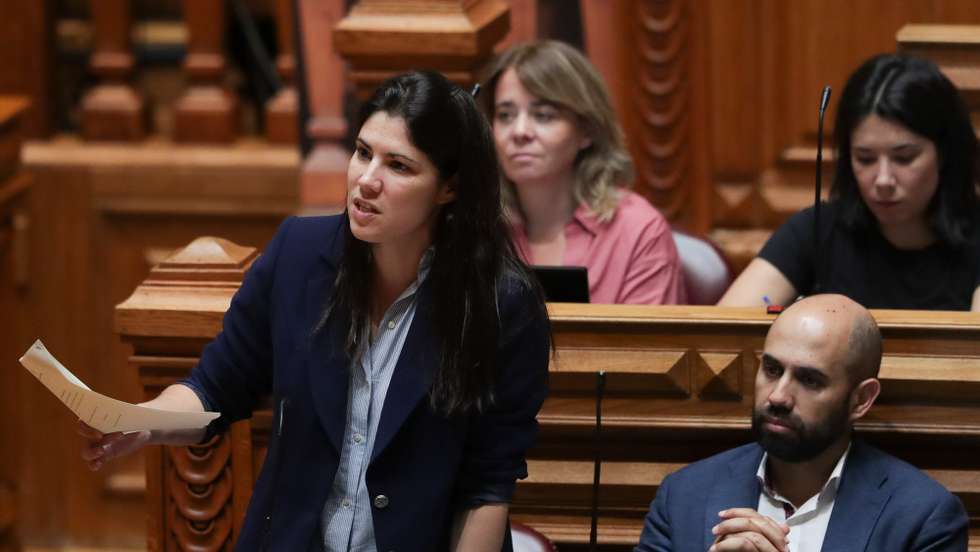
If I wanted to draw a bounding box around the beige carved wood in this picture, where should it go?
[174,0,239,143]
[898,24,980,129]
[333,0,510,99]
[81,0,146,141]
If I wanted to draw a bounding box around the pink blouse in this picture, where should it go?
[511,191,687,305]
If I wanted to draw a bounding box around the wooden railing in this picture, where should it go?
[78,0,310,145]
[117,236,980,552]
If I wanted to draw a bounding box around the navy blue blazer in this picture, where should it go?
[635,441,967,552]
[183,215,550,552]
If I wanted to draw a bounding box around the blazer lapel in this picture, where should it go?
[821,442,889,552]
[703,445,765,551]
[370,281,438,463]
[306,272,350,455]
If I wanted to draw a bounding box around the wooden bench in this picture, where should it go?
[116,237,980,551]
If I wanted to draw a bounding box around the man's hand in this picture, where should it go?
[708,508,790,552]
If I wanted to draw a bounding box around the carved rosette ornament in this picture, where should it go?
[165,436,234,550]
[634,0,690,220]
[115,237,258,550]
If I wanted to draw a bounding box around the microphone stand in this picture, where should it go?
[589,371,606,552]
[813,85,832,293]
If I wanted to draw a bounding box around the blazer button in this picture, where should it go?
[373,494,389,509]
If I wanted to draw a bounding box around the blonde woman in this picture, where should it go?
[484,40,686,304]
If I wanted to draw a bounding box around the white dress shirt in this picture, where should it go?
[755,444,851,552]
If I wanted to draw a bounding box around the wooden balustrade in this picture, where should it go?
[265,0,299,145]
[297,0,350,210]
[117,235,980,551]
[81,0,145,141]
[174,0,239,143]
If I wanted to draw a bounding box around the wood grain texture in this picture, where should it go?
[5,139,296,548]
[0,1,54,137]
[0,93,28,552]
[81,0,145,141]
[298,0,350,209]
[174,0,239,143]
[334,0,510,98]
[117,245,980,551]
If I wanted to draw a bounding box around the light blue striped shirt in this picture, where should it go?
[319,253,430,552]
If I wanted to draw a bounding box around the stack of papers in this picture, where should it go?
[19,339,219,434]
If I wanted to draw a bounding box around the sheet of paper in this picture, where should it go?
[19,339,220,434]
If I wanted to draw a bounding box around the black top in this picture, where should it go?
[758,201,980,310]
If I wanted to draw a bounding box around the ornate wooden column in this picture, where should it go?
[116,238,260,551]
[333,0,510,99]
[81,0,145,141]
[265,0,298,144]
[175,0,239,143]
[581,0,711,234]
[298,0,350,209]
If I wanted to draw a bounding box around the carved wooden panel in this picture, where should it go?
[333,0,510,98]
[165,438,234,551]
[117,254,980,552]
[632,0,691,221]
[510,304,980,551]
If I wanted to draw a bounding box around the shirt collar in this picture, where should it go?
[756,443,852,508]
[571,202,602,236]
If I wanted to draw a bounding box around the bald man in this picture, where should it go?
[635,294,967,552]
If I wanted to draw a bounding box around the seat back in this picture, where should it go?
[672,231,733,305]
[511,520,556,552]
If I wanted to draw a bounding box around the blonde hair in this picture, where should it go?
[483,40,634,222]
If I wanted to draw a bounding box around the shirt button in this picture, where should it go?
[387,320,395,330]
[373,494,389,509]
[341,498,352,509]
[352,433,364,444]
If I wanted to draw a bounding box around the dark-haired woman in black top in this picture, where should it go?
[720,53,980,310]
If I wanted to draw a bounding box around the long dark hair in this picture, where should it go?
[831,53,979,247]
[325,71,544,416]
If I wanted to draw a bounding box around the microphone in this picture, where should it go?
[813,85,832,293]
[589,371,606,552]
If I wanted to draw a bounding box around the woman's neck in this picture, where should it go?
[879,218,936,250]
[515,177,577,242]
[371,241,427,324]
